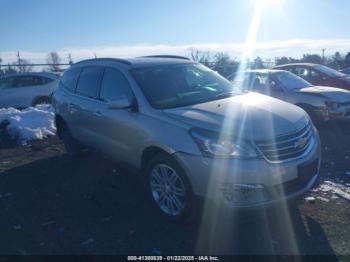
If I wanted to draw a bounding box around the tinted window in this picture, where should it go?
[100,68,133,102]
[61,67,82,91]
[0,77,16,89]
[11,75,47,88]
[41,76,55,84]
[293,67,309,77]
[76,67,104,99]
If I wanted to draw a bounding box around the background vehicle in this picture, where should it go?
[0,72,59,108]
[274,63,350,91]
[233,69,350,124]
[53,57,321,222]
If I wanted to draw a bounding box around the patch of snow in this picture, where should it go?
[316,196,329,202]
[314,181,350,201]
[0,105,56,142]
[304,196,315,203]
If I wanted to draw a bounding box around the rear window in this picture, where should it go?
[61,67,82,91]
[76,67,104,99]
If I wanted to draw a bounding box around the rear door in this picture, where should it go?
[72,66,105,148]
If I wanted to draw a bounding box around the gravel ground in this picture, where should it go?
[0,126,349,257]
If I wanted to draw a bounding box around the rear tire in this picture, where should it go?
[60,123,83,157]
[145,153,196,223]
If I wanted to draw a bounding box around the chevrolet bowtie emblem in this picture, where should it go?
[294,137,307,149]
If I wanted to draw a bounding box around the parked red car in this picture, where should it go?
[274,63,350,91]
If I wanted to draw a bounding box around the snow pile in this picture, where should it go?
[312,180,350,201]
[0,105,56,142]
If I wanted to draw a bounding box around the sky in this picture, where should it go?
[0,0,349,64]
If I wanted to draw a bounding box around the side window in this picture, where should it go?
[251,74,268,92]
[13,76,43,88]
[251,74,283,94]
[61,67,82,91]
[100,68,133,102]
[309,69,323,81]
[0,77,16,89]
[293,67,309,78]
[40,76,54,85]
[76,67,104,99]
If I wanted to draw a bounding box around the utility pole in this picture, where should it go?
[68,53,73,65]
[322,49,326,64]
[17,51,21,64]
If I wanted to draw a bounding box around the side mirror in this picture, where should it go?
[107,96,133,109]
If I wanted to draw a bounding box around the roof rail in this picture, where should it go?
[139,55,191,61]
[73,58,132,66]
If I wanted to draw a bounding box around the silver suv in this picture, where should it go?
[53,56,321,221]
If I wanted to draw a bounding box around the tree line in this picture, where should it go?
[0,51,72,75]
[1,49,350,77]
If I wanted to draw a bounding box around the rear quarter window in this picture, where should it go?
[76,67,104,99]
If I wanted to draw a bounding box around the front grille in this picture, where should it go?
[255,123,314,162]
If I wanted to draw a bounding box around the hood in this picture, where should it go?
[298,86,350,103]
[163,92,309,141]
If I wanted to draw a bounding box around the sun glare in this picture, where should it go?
[196,0,298,255]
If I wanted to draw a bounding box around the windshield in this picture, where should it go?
[131,63,241,109]
[273,71,312,90]
[315,65,347,78]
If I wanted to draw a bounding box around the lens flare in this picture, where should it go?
[196,0,299,256]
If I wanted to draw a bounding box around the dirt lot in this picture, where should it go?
[0,126,349,257]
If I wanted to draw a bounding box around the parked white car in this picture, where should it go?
[0,72,59,109]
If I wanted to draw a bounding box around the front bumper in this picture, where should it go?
[173,134,321,209]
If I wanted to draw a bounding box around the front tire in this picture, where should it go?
[145,153,196,222]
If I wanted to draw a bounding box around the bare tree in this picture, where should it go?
[46,51,62,72]
[187,48,211,66]
[213,52,239,77]
[5,64,18,74]
[251,56,265,69]
[14,59,33,72]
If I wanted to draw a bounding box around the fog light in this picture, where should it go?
[221,183,269,205]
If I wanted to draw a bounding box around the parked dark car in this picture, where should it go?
[273,63,350,91]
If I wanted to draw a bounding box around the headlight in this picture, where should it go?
[325,101,342,110]
[190,128,258,158]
